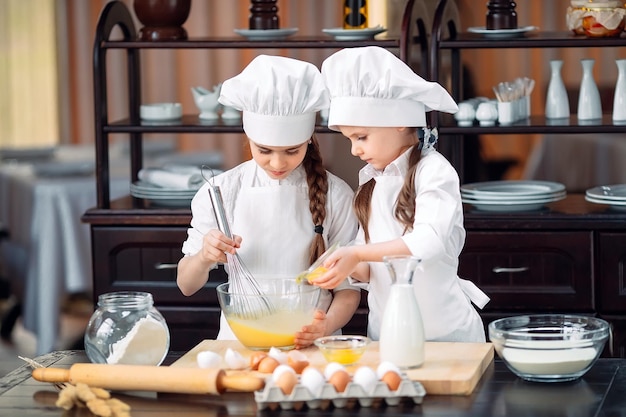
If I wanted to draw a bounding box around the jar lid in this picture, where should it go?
[577,0,624,7]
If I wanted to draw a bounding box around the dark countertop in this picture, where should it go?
[2,350,626,416]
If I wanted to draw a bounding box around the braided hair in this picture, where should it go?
[302,135,329,264]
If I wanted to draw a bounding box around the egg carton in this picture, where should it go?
[254,375,426,410]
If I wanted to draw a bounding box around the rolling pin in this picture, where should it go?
[32,363,265,395]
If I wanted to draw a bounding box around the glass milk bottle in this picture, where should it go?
[379,255,425,369]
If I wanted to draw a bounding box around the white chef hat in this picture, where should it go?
[218,55,329,147]
[321,46,458,131]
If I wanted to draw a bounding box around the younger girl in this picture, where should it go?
[177,55,360,348]
[315,46,489,343]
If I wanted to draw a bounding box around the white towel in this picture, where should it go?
[138,168,205,190]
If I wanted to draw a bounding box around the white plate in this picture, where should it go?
[464,194,565,212]
[234,28,298,40]
[461,180,565,197]
[130,181,198,196]
[462,191,566,202]
[467,26,537,39]
[322,26,387,40]
[585,195,626,211]
[585,184,626,201]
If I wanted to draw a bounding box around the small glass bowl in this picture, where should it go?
[314,335,371,365]
[489,314,610,383]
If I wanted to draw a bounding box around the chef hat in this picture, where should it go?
[321,46,458,131]
[218,55,329,147]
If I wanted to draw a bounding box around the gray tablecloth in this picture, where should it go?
[0,145,129,355]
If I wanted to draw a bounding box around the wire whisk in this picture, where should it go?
[203,166,275,319]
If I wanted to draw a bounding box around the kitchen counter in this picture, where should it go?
[1,350,626,416]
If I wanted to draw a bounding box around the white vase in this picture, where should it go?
[613,59,626,123]
[577,59,602,121]
[545,60,570,119]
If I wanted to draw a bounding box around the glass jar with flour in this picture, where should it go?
[84,291,170,366]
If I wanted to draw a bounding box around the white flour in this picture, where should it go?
[107,316,169,366]
[501,347,597,375]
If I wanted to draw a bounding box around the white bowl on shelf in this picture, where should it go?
[140,102,182,121]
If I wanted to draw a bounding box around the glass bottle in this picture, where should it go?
[545,60,570,120]
[84,291,170,366]
[577,59,602,122]
[379,255,425,369]
[613,59,626,123]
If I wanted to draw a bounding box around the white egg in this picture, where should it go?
[353,366,378,394]
[376,361,401,379]
[272,364,297,381]
[300,367,325,395]
[268,347,288,364]
[224,348,247,370]
[196,350,221,368]
[323,362,346,380]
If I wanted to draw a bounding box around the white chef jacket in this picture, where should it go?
[181,160,359,339]
[355,145,489,342]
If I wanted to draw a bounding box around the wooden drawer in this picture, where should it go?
[90,226,226,306]
[597,233,626,313]
[460,231,593,311]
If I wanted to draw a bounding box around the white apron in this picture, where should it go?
[366,176,486,343]
[217,166,332,339]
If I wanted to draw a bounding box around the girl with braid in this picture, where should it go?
[177,55,360,348]
[315,47,489,343]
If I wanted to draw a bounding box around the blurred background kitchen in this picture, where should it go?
[1,0,624,374]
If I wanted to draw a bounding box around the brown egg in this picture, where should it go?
[257,356,280,373]
[249,351,268,370]
[287,352,310,374]
[381,370,402,391]
[290,360,309,374]
[328,369,351,393]
[273,365,298,395]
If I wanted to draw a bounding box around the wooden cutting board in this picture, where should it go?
[171,340,494,396]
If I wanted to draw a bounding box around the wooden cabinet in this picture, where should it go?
[83,1,425,350]
[460,231,593,312]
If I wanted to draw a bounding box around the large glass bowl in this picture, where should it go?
[216,279,321,351]
[488,314,610,382]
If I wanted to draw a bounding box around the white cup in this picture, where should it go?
[497,101,515,125]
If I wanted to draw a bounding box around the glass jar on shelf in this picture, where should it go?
[568,0,626,38]
[84,291,170,366]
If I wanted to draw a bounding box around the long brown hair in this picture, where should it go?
[354,130,422,242]
[302,135,328,264]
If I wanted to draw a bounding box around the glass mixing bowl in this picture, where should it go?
[488,314,610,382]
[217,278,321,350]
[314,335,371,365]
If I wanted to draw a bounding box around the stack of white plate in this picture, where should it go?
[461,180,566,212]
[130,180,198,207]
[585,184,626,210]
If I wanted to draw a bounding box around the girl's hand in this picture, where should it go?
[294,310,327,349]
[310,247,361,289]
[200,230,242,264]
